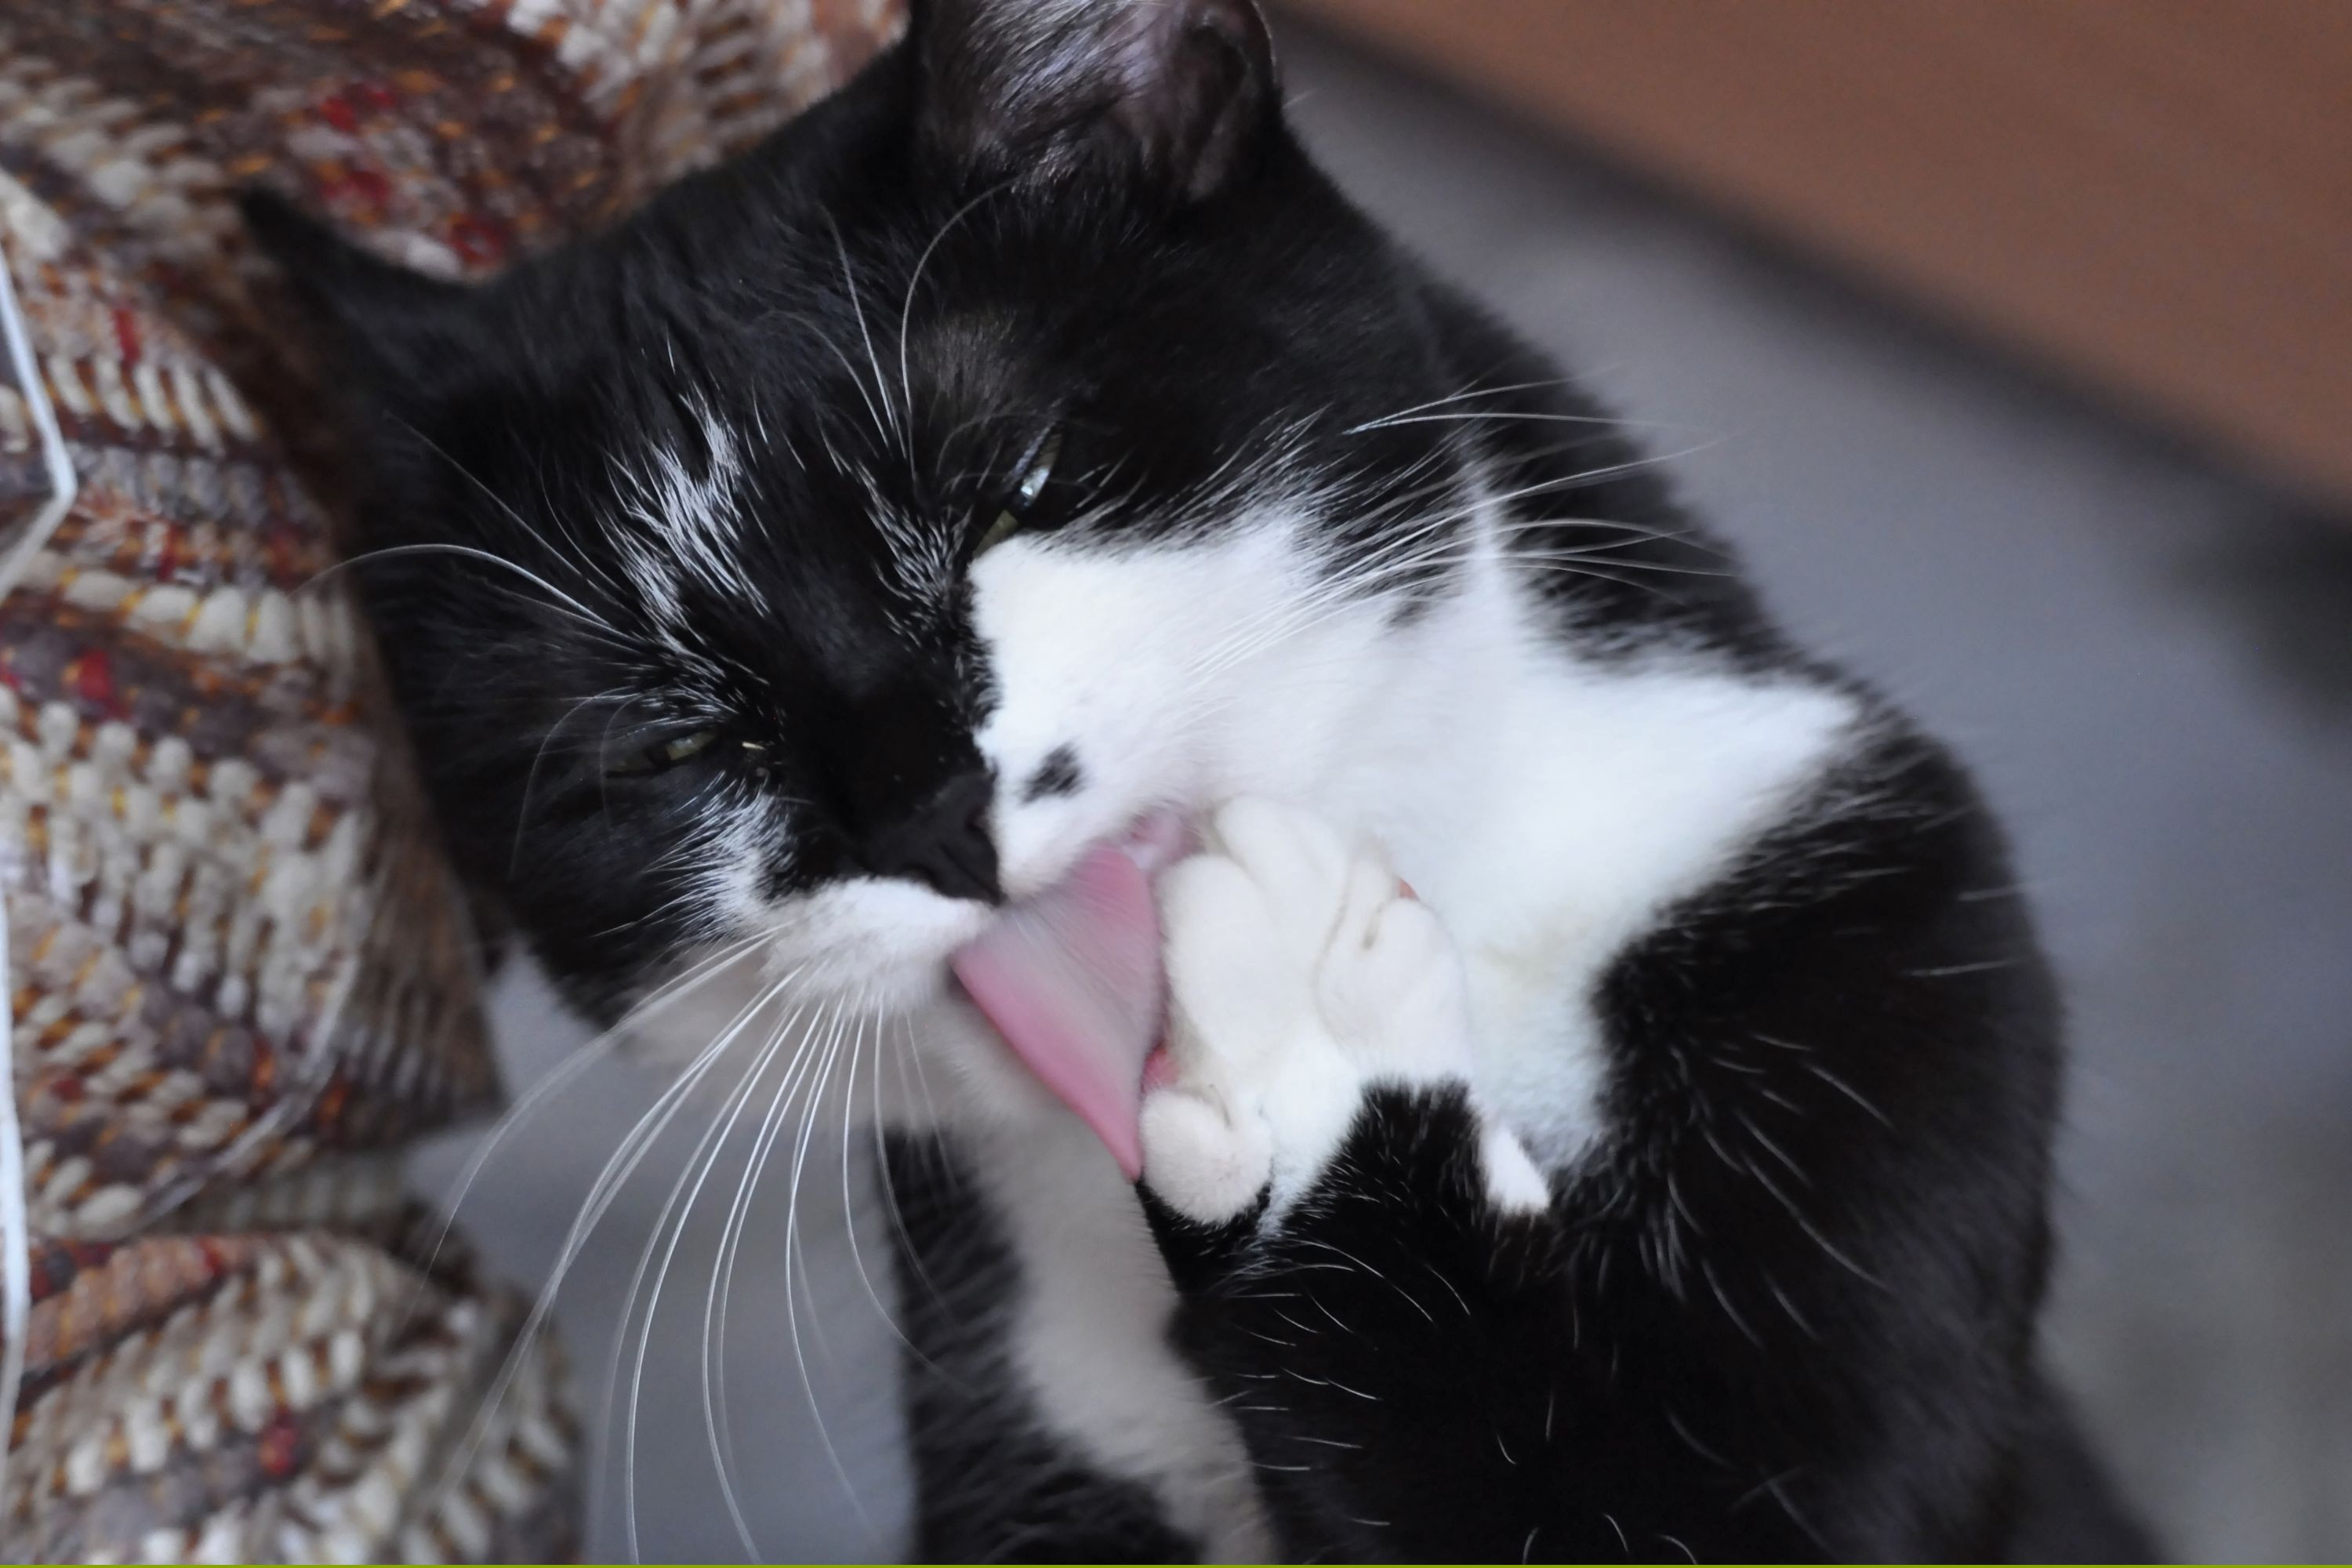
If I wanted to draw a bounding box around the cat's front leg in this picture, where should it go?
[1136,798,1580,1562]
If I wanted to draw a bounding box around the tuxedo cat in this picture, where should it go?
[249,0,2148,1557]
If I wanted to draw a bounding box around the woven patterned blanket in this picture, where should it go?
[0,2,896,1559]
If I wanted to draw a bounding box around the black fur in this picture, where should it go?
[1134,726,2148,1562]
[249,0,2149,1558]
[1022,743,1085,802]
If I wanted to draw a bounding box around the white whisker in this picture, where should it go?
[898,184,1008,469]
[436,962,794,1513]
[779,993,877,1533]
[405,931,771,1327]
[706,986,847,1555]
[619,987,807,1562]
[1344,376,1581,431]
[829,216,905,464]
[307,542,619,636]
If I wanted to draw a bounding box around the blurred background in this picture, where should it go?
[414,5,2352,1560]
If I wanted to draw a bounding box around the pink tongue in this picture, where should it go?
[952,844,1166,1178]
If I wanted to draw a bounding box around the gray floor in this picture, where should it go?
[410,20,2352,1562]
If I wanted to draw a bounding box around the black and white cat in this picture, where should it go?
[249,0,2149,1558]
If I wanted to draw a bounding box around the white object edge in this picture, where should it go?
[0,234,73,1504]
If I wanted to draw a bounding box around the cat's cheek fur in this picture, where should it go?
[967,523,1310,897]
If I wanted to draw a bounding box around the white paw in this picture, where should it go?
[1142,798,1545,1224]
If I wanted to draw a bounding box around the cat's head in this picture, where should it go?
[252,0,1484,1081]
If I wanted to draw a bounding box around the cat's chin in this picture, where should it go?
[740,877,996,1015]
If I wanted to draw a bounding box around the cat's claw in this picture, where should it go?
[1142,797,1542,1223]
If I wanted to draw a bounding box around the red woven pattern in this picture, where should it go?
[2,0,899,1557]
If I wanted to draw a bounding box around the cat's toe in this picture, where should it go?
[1174,794,1469,1083]
[1316,884,1474,1082]
[1202,796,1356,952]
[1160,848,1308,1069]
[1139,1081,1276,1223]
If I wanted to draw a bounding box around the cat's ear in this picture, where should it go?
[909,0,1280,204]
[240,189,477,408]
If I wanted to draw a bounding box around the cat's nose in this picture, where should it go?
[863,768,1002,904]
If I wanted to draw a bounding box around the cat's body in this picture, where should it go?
[251,0,2147,1557]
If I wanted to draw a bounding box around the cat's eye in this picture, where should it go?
[607,728,718,778]
[1014,432,1061,509]
[977,509,1023,556]
[976,432,1062,557]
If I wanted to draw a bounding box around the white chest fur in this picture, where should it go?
[1185,536,1860,1163]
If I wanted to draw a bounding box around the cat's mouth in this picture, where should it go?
[951,811,1193,1177]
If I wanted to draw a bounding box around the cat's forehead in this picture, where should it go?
[577,391,980,693]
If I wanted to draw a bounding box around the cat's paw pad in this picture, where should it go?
[1137,1072,1276,1225]
[1142,798,1473,1222]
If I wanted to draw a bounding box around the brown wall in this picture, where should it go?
[1284,0,2352,504]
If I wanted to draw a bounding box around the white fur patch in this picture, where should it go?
[979,1115,1273,1563]
[609,407,762,622]
[1481,1122,1554,1214]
